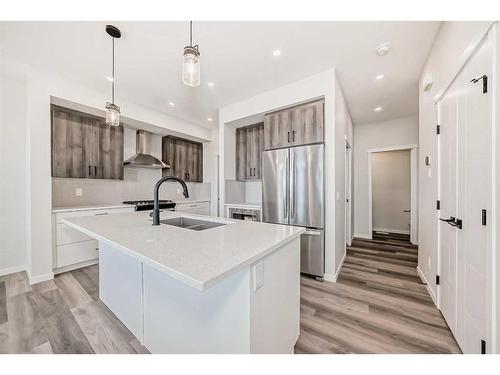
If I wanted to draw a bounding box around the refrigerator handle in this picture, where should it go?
[290,151,295,219]
[283,155,288,219]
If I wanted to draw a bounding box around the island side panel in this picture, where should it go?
[142,263,251,354]
[99,241,144,343]
[250,237,301,353]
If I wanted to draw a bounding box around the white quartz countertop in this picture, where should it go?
[52,203,132,213]
[224,202,262,209]
[62,211,304,291]
[52,199,210,213]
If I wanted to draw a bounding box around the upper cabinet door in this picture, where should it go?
[290,100,324,146]
[162,136,203,182]
[235,122,264,181]
[52,109,86,178]
[51,106,124,180]
[264,110,292,150]
[235,127,247,180]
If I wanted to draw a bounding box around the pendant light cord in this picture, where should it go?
[112,36,115,104]
[190,21,193,46]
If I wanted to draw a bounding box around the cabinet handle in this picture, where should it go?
[292,130,295,142]
[88,165,92,176]
[288,131,290,143]
[94,212,108,216]
[94,166,97,176]
[253,167,256,177]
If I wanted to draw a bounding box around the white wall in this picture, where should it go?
[417,21,493,306]
[334,77,353,276]
[353,115,418,238]
[0,69,27,275]
[372,150,411,233]
[0,57,216,283]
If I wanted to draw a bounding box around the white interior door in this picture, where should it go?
[438,32,492,353]
[438,81,459,337]
[456,34,492,354]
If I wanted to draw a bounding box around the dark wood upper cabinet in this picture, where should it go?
[162,136,203,182]
[263,99,324,150]
[51,106,123,180]
[236,122,264,181]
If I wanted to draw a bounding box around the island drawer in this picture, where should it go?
[175,201,210,215]
[54,207,134,223]
[55,240,99,268]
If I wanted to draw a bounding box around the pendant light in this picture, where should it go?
[105,25,121,126]
[182,21,200,87]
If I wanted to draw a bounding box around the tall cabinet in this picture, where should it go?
[51,106,124,180]
[236,122,264,181]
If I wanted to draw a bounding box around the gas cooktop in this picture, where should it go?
[123,200,176,211]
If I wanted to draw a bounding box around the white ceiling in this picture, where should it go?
[0,21,440,128]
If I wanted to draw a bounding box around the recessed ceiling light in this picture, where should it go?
[272,49,282,57]
[376,42,392,56]
[106,76,114,82]
[374,106,383,112]
[207,117,213,122]
[207,82,215,87]
[375,74,385,80]
[168,101,175,107]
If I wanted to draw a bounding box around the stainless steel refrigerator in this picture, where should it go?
[262,144,325,278]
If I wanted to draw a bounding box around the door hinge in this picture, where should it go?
[436,275,440,285]
[482,209,487,226]
[471,75,488,94]
[436,125,440,135]
[481,339,486,354]
[436,200,441,210]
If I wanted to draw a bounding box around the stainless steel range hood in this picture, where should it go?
[123,130,169,169]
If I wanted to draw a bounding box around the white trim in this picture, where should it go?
[0,264,26,277]
[353,233,372,240]
[373,227,410,235]
[367,144,418,243]
[53,259,99,275]
[417,266,438,307]
[27,271,54,285]
[324,252,347,283]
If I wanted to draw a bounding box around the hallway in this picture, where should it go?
[294,233,461,354]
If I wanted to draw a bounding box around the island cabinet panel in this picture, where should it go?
[51,106,124,180]
[236,122,264,180]
[263,99,324,150]
[162,136,203,182]
[99,241,144,343]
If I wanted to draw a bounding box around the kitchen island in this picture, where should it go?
[62,211,304,354]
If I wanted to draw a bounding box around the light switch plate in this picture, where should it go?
[75,188,83,197]
[253,261,264,291]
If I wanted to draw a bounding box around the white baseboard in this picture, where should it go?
[27,271,54,285]
[373,227,410,235]
[324,252,347,283]
[0,264,26,277]
[417,266,438,307]
[353,233,372,240]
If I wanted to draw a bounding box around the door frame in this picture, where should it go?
[345,140,353,246]
[367,144,419,243]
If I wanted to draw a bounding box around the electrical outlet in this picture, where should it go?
[177,188,181,194]
[75,188,83,197]
[253,261,264,291]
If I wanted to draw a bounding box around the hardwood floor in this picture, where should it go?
[0,233,460,354]
[294,232,461,354]
[0,266,147,354]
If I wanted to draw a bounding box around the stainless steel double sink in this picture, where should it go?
[160,217,226,231]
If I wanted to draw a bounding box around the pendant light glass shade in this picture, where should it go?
[182,46,200,87]
[105,102,120,127]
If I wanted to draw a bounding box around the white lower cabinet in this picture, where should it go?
[175,201,210,215]
[52,206,134,272]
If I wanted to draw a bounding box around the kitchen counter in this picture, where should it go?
[62,210,303,353]
[62,210,302,291]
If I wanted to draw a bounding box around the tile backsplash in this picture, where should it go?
[52,167,211,207]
